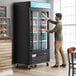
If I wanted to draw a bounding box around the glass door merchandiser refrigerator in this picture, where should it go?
[13,1,51,69]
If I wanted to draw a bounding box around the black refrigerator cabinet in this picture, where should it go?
[13,1,51,69]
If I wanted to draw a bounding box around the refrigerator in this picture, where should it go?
[12,1,51,69]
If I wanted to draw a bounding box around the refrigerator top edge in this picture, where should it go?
[30,2,51,9]
[13,1,51,9]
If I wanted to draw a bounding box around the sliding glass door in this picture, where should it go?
[31,11,48,51]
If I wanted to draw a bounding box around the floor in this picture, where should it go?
[0,69,13,76]
[0,62,69,76]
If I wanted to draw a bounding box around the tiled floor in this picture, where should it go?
[0,69,13,76]
[13,62,68,76]
[0,62,69,76]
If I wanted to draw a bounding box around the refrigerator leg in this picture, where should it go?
[34,64,37,68]
[28,64,37,69]
[32,64,37,68]
[16,64,19,68]
[28,65,32,70]
[46,62,49,66]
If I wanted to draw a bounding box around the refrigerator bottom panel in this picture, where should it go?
[32,55,49,64]
[31,51,49,64]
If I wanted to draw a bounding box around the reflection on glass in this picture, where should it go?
[32,11,48,51]
[41,19,46,24]
[33,26,37,32]
[33,19,37,25]
[41,33,46,40]
[42,42,47,50]
[33,33,37,41]
[38,33,41,40]
[38,42,41,50]
[41,26,46,29]
[33,42,38,50]
[33,12,37,17]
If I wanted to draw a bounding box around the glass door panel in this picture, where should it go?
[32,12,41,50]
[40,12,48,50]
[31,11,48,51]
[42,42,47,50]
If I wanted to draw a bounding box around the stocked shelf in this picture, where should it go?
[0,28,7,30]
[33,17,38,19]
[0,6,6,17]
[33,40,47,42]
[0,21,7,24]
[32,14,47,50]
[0,17,10,38]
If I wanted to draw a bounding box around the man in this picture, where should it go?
[41,13,66,68]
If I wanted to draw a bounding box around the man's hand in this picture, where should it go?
[41,13,50,20]
[41,13,46,17]
[41,29,49,32]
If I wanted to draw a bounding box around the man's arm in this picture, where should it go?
[41,13,57,24]
[48,19,58,24]
[48,25,58,33]
[41,13,50,20]
[41,25,58,33]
